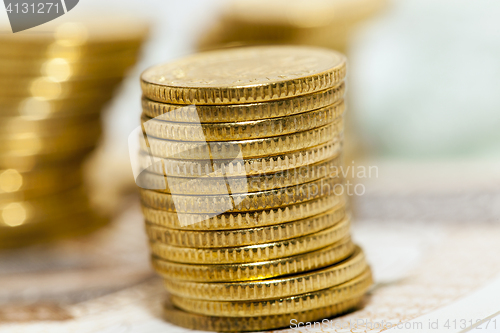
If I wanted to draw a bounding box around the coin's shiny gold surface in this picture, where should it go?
[0,165,83,201]
[150,217,350,264]
[171,268,372,317]
[164,246,367,301]
[146,205,345,248]
[143,194,343,230]
[163,294,363,332]
[143,121,343,160]
[142,83,345,122]
[141,100,344,141]
[152,236,354,282]
[140,175,343,213]
[141,46,346,105]
[0,76,123,99]
[0,188,90,227]
[0,52,138,79]
[0,114,100,135]
[139,155,342,194]
[140,139,342,178]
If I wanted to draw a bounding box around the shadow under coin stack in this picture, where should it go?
[138,46,372,332]
[0,20,147,248]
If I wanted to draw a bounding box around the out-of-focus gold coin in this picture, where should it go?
[146,204,345,248]
[0,92,115,118]
[140,175,343,213]
[0,19,148,59]
[171,268,372,317]
[164,246,366,301]
[150,217,350,264]
[0,113,100,135]
[140,139,342,178]
[141,100,344,141]
[0,164,83,201]
[141,46,346,105]
[143,121,343,160]
[143,194,343,230]
[139,155,342,194]
[0,51,138,79]
[0,211,107,249]
[0,188,90,227]
[0,76,123,99]
[162,295,363,332]
[152,236,354,282]
[142,83,345,122]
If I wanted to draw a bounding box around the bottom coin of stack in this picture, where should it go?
[0,19,148,248]
[136,45,372,331]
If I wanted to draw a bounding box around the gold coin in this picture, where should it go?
[0,146,96,171]
[0,188,90,227]
[140,139,341,178]
[143,121,343,160]
[143,194,343,230]
[140,175,343,213]
[0,211,107,249]
[171,268,372,317]
[152,236,354,282]
[0,164,83,201]
[0,76,123,99]
[163,295,363,332]
[0,114,100,135]
[0,121,101,156]
[0,19,148,59]
[141,46,346,105]
[150,216,350,264]
[164,246,366,301]
[0,51,138,79]
[0,92,114,118]
[141,100,344,141]
[139,155,342,194]
[142,82,345,122]
[146,204,345,248]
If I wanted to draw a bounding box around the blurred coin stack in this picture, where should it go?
[0,20,148,248]
[137,46,372,332]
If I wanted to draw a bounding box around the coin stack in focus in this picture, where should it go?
[138,46,372,332]
[0,20,148,248]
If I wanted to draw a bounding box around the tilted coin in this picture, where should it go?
[140,175,343,213]
[163,246,367,301]
[138,155,342,194]
[142,82,345,122]
[146,205,345,248]
[171,268,372,317]
[143,121,343,160]
[141,100,344,141]
[141,46,346,105]
[163,295,363,332]
[139,139,342,178]
[151,236,354,282]
[149,217,350,264]
[143,194,344,230]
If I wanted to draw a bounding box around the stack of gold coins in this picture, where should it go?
[0,20,148,248]
[138,46,372,332]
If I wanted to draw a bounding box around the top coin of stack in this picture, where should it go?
[138,46,372,332]
[0,19,148,248]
